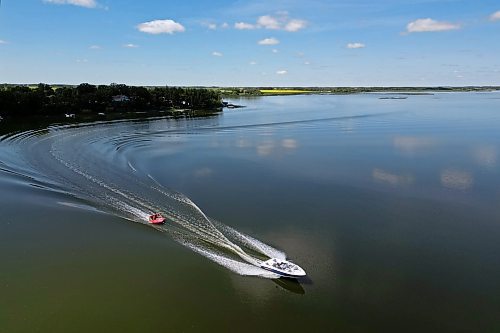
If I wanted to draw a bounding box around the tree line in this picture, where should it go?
[0,83,222,117]
[219,86,500,96]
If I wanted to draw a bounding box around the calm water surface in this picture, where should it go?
[1,93,499,332]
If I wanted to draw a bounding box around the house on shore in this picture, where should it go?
[112,95,130,102]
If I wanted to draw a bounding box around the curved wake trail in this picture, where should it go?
[0,120,284,278]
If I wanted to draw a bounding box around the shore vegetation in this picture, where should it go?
[219,86,500,97]
[0,83,222,119]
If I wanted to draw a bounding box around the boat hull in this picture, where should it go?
[260,258,306,278]
[149,217,165,224]
[261,267,305,278]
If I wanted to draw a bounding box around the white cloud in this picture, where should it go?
[304,61,310,65]
[235,13,307,32]
[0,40,7,44]
[258,37,279,45]
[44,0,97,8]
[284,19,307,32]
[249,61,257,65]
[272,49,279,53]
[89,45,101,49]
[203,22,227,30]
[347,42,365,49]
[212,51,223,57]
[137,19,185,35]
[123,43,139,48]
[490,11,500,21]
[257,15,281,29]
[406,18,460,33]
[235,22,256,30]
[276,70,288,75]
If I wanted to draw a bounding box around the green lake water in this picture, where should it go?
[1,93,499,332]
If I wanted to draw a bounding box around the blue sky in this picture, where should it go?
[0,0,499,86]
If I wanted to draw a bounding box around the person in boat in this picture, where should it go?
[150,213,163,220]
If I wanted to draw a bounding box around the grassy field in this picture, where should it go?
[260,89,314,94]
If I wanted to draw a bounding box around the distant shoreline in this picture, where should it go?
[218,86,500,97]
[1,83,498,122]
[2,83,498,97]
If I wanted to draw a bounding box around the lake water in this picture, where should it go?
[1,93,499,332]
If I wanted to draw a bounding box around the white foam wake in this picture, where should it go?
[9,123,288,279]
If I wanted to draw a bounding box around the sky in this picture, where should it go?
[0,0,499,86]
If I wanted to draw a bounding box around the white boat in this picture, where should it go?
[260,258,306,278]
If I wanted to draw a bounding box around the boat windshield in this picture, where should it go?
[271,261,299,272]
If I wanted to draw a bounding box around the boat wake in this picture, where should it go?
[0,120,286,278]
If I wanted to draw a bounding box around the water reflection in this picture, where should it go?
[338,119,356,133]
[236,138,252,148]
[473,145,497,168]
[393,136,436,154]
[281,139,298,149]
[194,167,213,178]
[272,278,306,295]
[372,168,414,186]
[255,138,299,156]
[257,141,275,156]
[440,169,474,190]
